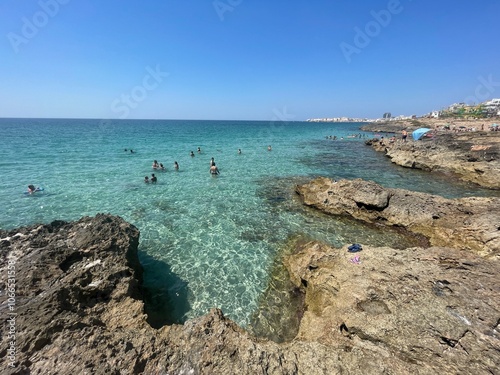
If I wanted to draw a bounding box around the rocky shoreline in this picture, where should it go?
[296,177,500,258]
[1,192,499,374]
[1,120,499,374]
[361,119,500,189]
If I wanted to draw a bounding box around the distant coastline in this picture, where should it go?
[307,98,500,124]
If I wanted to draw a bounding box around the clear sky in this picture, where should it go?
[1,0,499,120]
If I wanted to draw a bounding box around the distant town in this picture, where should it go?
[306,98,500,123]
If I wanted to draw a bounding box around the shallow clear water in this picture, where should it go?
[0,118,497,328]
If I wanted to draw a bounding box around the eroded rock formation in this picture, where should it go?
[283,241,500,375]
[1,212,499,374]
[296,177,500,258]
[367,131,500,189]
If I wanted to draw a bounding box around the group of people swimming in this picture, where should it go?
[144,174,157,184]
[146,160,178,183]
[152,160,172,171]
[145,147,233,183]
[141,144,277,183]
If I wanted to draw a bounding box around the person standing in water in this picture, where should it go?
[209,163,219,175]
[174,161,179,170]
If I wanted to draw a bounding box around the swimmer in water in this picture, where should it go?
[209,163,220,175]
[174,161,179,170]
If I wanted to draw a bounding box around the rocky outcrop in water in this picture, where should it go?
[367,131,500,189]
[296,177,500,258]
[1,213,499,374]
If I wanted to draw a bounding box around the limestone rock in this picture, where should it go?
[296,177,500,258]
[367,131,500,189]
[2,213,499,374]
[284,241,500,375]
[0,214,157,374]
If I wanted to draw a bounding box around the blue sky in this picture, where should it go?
[1,0,499,120]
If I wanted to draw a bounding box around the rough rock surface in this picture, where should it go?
[1,214,499,374]
[296,177,500,258]
[0,215,158,374]
[366,131,500,189]
[284,241,500,375]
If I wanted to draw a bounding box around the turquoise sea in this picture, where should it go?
[0,118,497,334]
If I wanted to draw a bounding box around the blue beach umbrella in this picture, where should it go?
[412,128,432,140]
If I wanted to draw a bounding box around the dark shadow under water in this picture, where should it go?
[139,250,192,328]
